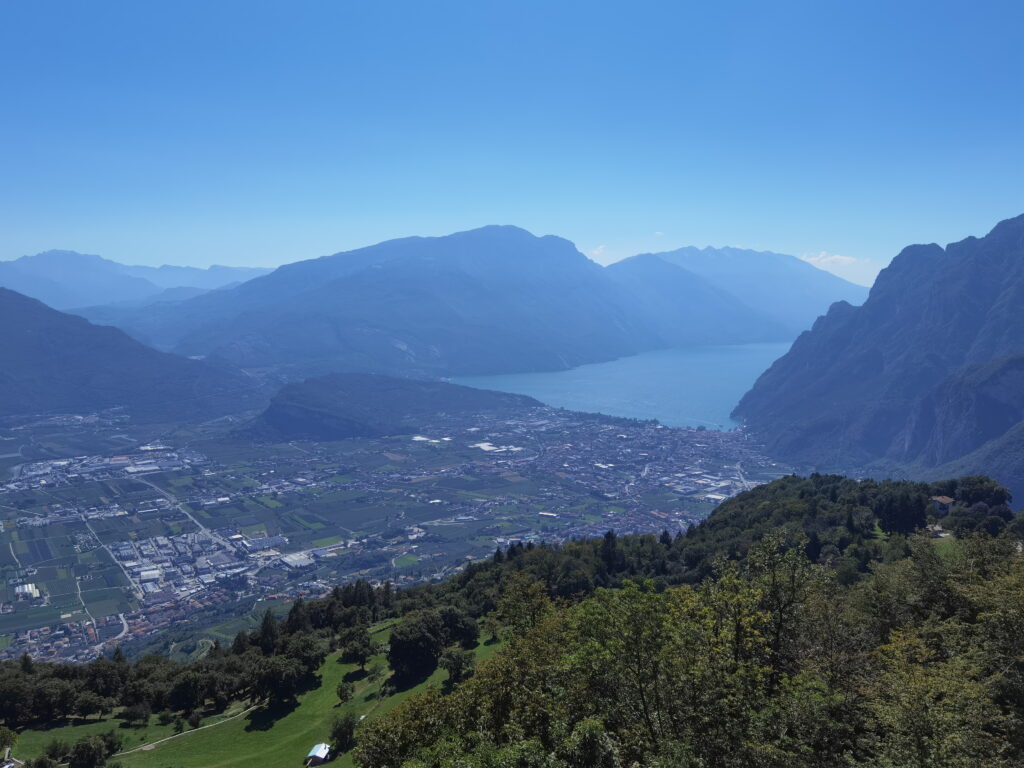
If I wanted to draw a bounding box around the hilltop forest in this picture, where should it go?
[2,474,1023,767]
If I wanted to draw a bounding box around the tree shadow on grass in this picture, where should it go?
[343,668,368,684]
[244,699,300,732]
[389,668,432,694]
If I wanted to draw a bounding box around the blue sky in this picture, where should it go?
[1,0,1021,285]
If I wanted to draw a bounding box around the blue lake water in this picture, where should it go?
[453,342,792,429]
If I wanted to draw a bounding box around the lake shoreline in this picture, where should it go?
[453,342,792,430]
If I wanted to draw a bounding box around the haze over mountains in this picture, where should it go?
[0,250,270,310]
[0,288,263,423]
[648,245,870,334]
[0,224,872,428]
[735,213,1024,495]
[61,225,863,381]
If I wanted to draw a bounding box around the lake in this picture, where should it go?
[453,342,791,429]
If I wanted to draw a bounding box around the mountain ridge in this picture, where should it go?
[0,287,265,423]
[635,244,870,334]
[734,212,1024,495]
[72,225,858,380]
[0,249,270,310]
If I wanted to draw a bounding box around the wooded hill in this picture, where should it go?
[3,474,1023,768]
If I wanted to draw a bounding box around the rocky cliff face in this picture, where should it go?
[733,213,1024,485]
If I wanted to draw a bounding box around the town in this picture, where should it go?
[0,406,788,663]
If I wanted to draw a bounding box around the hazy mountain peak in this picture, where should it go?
[0,249,272,309]
[628,244,869,335]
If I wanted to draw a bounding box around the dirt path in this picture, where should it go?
[113,704,259,757]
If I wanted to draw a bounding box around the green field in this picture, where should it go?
[14,625,502,768]
[14,705,246,762]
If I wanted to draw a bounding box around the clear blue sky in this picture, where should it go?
[1,0,1021,285]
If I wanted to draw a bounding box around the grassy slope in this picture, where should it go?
[14,706,247,763]
[15,625,503,768]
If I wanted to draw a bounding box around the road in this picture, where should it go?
[85,518,140,597]
[92,612,129,652]
[137,477,233,549]
[76,575,97,626]
[734,462,753,492]
[8,541,21,568]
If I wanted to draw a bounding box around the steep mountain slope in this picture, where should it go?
[76,226,812,379]
[605,254,791,344]
[250,372,541,440]
[734,213,1024,487]
[175,226,661,376]
[0,288,264,422]
[649,245,869,333]
[0,250,269,309]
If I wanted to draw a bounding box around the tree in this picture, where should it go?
[68,737,106,768]
[496,574,552,635]
[341,625,374,669]
[331,710,359,753]
[97,731,122,757]
[336,680,354,705]
[168,672,204,712]
[255,609,280,655]
[0,725,17,751]
[253,655,306,704]
[561,718,619,768]
[121,703,151,727]
[75,691,106,719]
[482,613,501,644]
[284,597,312,634]
[388,611,444,682]
[439,645,475,690]
[867,630,1008,768]
[231,630,250,655]
[44,739,70,761]
[438,606,478,649]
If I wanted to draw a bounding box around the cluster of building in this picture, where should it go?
[4,446,206,490]
[0,406,788,662]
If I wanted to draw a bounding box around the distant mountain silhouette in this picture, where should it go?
[734,213,1024,494]
[0,288,264,422]
[75,226,820,379]
[647,245,869,334]
[249,372,541,440]
[605,254,791,344]
[0,250,269,309]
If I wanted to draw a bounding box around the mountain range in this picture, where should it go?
[647,245,869,334]
[0,250,270,310]
[734,212,1024,495]
[0,288,264,423]
[70,226,862,379]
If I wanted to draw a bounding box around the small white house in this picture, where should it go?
[305,743,331,766]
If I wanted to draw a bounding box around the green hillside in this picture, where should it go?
[5,474,1024,768]
[13,624,504,768]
